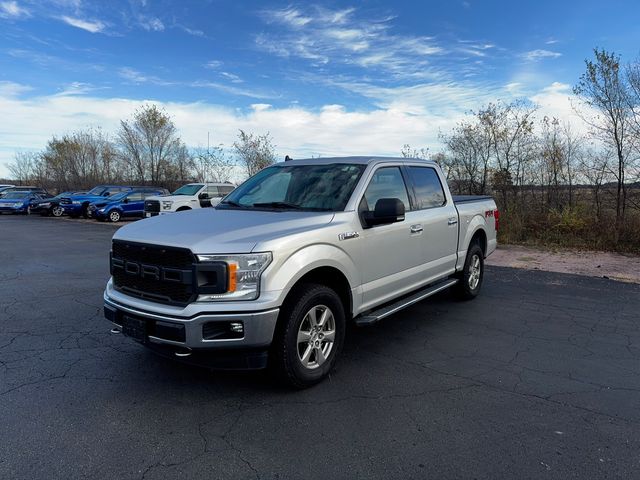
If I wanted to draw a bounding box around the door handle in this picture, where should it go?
[410,224,423,234]
[448,217,458,226]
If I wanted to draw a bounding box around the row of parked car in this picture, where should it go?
[0,182,236,222]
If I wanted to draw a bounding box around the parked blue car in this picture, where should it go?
[0,191,51,214]
[89,188,169,222]
[60,185,135,218]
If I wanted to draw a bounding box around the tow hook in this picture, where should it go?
[174,347,192,358]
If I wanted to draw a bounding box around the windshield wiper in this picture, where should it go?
[219,199,246,208]
[252,201,301,210]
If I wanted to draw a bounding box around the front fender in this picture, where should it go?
[263,243,358,300]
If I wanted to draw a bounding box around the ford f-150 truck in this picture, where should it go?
[143,182,235,217]
[104,157,498,387]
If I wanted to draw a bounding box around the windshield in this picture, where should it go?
[172,184,204,195]
[2,192,29,199]
[219,163,366,211]
[86,186,107,196]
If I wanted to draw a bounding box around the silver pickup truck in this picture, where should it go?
[104,157,498,387]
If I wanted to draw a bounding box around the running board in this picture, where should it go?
[354,278,458,326]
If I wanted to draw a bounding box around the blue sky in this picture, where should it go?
[1,0,639,177]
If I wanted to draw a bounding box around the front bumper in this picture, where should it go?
[104,293,280,369]
[0,205,27,213]
[62,204,82,214]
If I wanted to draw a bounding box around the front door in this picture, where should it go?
[357,166,425,311]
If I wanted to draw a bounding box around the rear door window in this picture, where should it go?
[407,167,446,209]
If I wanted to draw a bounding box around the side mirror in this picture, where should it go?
[363,198,405,228]
[199,193,209,199]
[123,198,129,203]
[103,192,111,197]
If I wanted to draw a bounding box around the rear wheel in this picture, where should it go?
[455,243,484,300]
[108,210,121,223]
[271,284,345,388]
[51,206,64,217]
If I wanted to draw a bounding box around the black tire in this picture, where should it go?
[81,203,89,218]
[455,243,484,300]
[176,207,191,212]
[270,283,346,389]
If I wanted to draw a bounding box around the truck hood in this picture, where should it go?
[146,194,195,202]
[113,208,335,254]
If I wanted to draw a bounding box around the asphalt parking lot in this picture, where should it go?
[1,215,639,479]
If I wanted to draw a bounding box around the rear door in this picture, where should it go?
[357,165,425,311]
[405,165,458,282]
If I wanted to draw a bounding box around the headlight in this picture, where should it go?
[40,202,51,207]
[162,201,173,210]
[196,252,272,301]
[72,200,81,205]
[98,209,105,213]
[14,203,23,207]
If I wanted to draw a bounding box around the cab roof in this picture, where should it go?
[278,156,437,167]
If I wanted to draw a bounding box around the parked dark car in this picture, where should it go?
[60,185,136,218]
[0,191,51,214]
[31,191,87,217]
[89,188,169,222]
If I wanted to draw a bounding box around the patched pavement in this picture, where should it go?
[1,216,639,479]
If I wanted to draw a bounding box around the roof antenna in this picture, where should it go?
[285,155,292,161]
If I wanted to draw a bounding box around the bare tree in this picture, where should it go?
[233,130,276,177]
[118,104,185,184]
[574,48,633,232]
[193,144,236,182]
[400,144,429,159]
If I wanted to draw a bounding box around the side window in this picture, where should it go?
[408,167,446,209]
[127,192,143,202]
[361,167,410,212]
[219,186,234,195]
[205,186,219,197]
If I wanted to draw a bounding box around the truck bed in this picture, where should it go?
[452,195,494,204]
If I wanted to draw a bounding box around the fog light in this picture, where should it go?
[230,322,244,334]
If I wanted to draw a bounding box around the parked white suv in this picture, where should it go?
[143,182,234,217]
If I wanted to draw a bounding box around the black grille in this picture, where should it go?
[144,200,160,213]
[111,240,195,305]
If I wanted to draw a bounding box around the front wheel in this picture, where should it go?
[270,284,345,388]
[51,206,64,217]
[455,243,484,300]
[107,210,121,223]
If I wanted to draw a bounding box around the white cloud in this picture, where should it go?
[0,81,32,97]
[521,49,562,62]
[220,72,243,83]
[264,6,312,28]
[257,6,445,77]
[204,60,223,69]
[0,1,29,18]
[139,16,164,31]
[0,82,594,178]
[59,15,106,33]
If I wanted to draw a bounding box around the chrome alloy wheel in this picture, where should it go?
[51,206,64,217]
[109,211,120,222]
[296,305,336,370]
[468,254,481,290]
